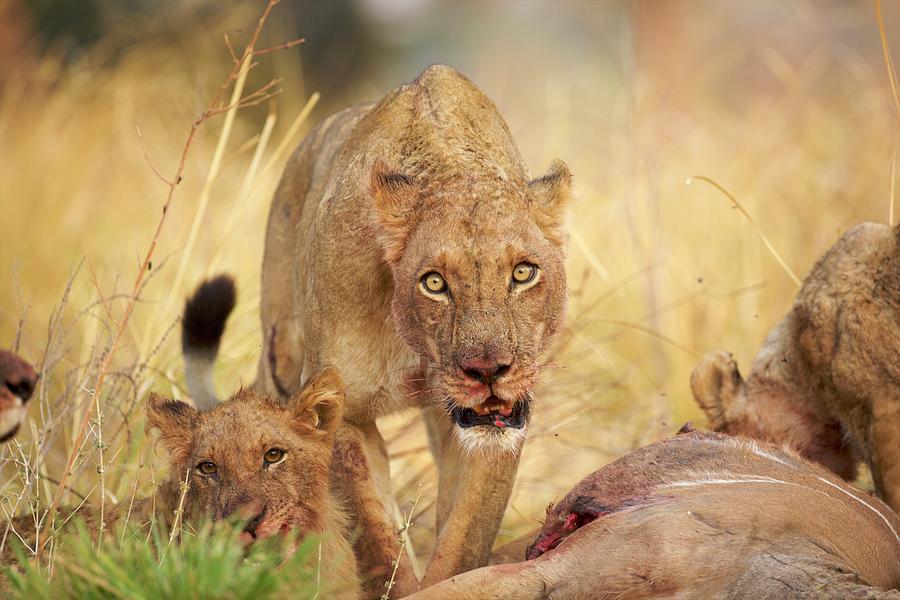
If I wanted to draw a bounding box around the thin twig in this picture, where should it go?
[135,126,173,186]
[253,38,305,57]
[875,0,900,117]
[875,0,900,226]
[165,468,192,552]
[224,33,239,65]
[687,175,802,287]
[581,318,697,358]
[380,486,423,600]
[891,145,897,227]
[120,460,143,546]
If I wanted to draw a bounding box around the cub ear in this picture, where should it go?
[528,159,573,246]
[370,158,420,265]
[287,367,345,434]
[145,393,199,464]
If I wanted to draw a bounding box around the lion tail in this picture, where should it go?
[182,274,236,411]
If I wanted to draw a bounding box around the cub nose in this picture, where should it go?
[458,356,511,385]
[243,505,268,539]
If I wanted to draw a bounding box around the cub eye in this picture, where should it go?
[197,461,217,475]
[420,271,448,295]
[264,448,286,465]
[512,262,537,285]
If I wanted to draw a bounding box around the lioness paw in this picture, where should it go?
[690,350,745,431]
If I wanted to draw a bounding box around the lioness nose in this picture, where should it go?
[459,357,510,385]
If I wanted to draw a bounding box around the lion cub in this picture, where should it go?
[692,222,900,511]
[146,369,359,597]
[2,370,358,598]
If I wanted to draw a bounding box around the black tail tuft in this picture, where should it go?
[182,275,237,353]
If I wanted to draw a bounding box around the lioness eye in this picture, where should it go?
[264,448,285,465]
[512,263,537,285]
[197,461,217,475]
[421,272,448,294]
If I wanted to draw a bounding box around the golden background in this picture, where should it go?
[1,0,897,562]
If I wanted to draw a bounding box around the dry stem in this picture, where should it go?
[381,486,423,600]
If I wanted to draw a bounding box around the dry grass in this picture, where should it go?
[1,0,898,574]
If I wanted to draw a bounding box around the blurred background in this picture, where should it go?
[1,0,898,564]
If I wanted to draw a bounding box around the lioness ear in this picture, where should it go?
[288,367,344,434]
[529,159,573,246]
[145,393,199,464]
[370,158,419,265]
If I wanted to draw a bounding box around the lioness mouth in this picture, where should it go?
[450,396,529,429]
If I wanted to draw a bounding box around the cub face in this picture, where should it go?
[371,161,572,451]
[146,368,342,543]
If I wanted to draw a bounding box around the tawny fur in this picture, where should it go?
[407,432,900,599]
[691,222,900,510]
[1,370,359,600]
[256,64,572,592]
[0,350,37,442]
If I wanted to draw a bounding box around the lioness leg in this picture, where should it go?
[870,394,900,511]
[331,421,418,598]
[421,406,520,586]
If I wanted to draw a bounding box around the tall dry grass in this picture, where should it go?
[1,0,898,571]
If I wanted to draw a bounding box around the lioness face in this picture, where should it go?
[372,161,572,451]
[147,369,342,543]
[0,350,38,442]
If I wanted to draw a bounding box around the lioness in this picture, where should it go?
[692,222,900,510]
[407,430,900,599]
[3,371,357,598]
[0,349,37,442]
[255,64,572,592]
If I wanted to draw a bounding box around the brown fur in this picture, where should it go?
[2,370,359,599]
[692,223,900,509]
[256,64,572,592]
[0,350,37,442]
[407,432,900,599]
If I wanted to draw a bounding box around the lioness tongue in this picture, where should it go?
[497,406,513,417]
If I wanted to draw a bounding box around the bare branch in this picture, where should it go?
[135,126,173,187]
[224,33,239,65]
[254,38,305,57]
